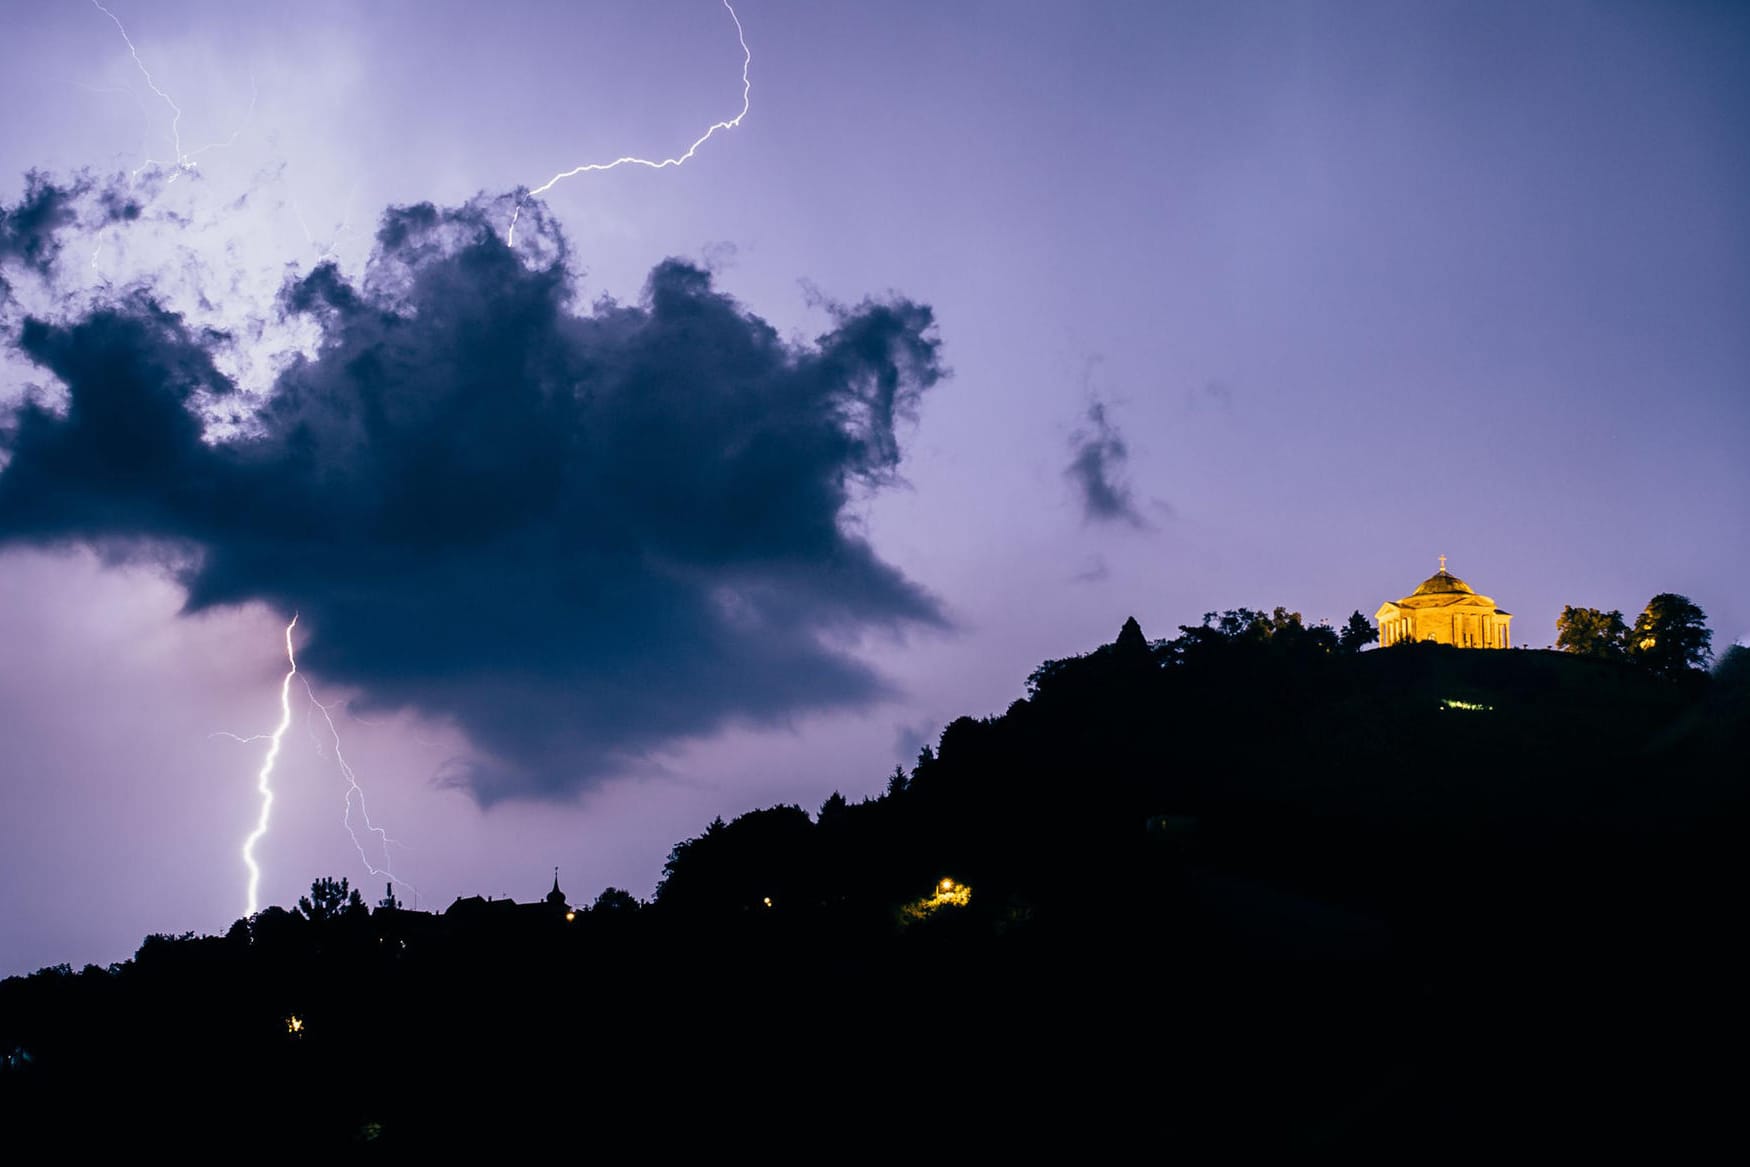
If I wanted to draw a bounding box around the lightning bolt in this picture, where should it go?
[218,617,420,912]
[507,0,752,244]
[289,181,360,263]
[89,0,187,174]
[71,4,743,913]
[240,614,299,917]
[301,679,419,901]
[85,1,257,278]
[90,0,256,180]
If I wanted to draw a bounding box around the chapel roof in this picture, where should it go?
[1411,569,1475,597]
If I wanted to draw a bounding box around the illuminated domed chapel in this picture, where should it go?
[1376,557,1512,648]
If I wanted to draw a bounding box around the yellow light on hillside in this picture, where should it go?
[901,876,971,921]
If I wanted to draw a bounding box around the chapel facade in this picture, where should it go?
[1376,557,1512,648]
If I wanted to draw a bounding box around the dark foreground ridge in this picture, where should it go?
[4,616,1744,1153]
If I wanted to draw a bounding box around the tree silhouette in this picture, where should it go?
[1114,614,1149,655]
[1715,643,1750,689]
[1629,594,1712,679]
[1162,607,1340,664]
[592,887,641,913]
[657,807,816,914]
[1557,606,1629,660]
[818,790,850,824]
[1338,611,1377,654]
[298,877,365,923]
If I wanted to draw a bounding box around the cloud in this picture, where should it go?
[0,174,83,287]
[891,720,934,767]
[1066,398,1146,527]
[0,195,947,804]
[1070,554,1109,584]
[0,172,140,298]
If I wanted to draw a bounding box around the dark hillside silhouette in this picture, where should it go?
[2,612,1739,1153]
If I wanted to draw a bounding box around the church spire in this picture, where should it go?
[1438,553,1447,574]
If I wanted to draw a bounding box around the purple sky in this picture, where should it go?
[1,0,1745,977]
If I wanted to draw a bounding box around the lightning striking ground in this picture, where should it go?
[217,620,419,912]
[507,0,751,244]
[69,1,742,918]
[240,615,299,917]
[302,679,418,901]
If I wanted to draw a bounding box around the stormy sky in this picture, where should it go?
[2,0,1746,975]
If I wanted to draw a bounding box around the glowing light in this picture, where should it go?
[285,1014,305,1036]
[901,877,972,922]
[242,615,299,917]
[1439,698,1493,712]
[507,0,752,244]
[762,896,773,908]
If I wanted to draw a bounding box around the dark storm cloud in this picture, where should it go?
[1066,399,1145,527]
[0,174,81,281]
[0,196,946,803]
[0,172,140,297]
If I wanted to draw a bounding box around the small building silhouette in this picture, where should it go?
[443,870,575,930]
[1376,557,1512,648]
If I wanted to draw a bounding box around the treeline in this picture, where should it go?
[3,608,1745,1152]
[1556,592,1717,679]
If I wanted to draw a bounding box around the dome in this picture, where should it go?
[1378,558,1512,649]
[1411,569,1474,596]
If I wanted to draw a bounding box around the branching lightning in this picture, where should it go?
[507,0,752,244]
[217,616,419,914]
[84,0,258,280]
[289,181,360,263]
[90,0,255,183]
[301,679,418,900]
[239,615,299,917]
[71,3,749,915]
[90,1,186,174]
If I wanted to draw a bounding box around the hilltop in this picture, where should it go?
[3,616,1742,1152]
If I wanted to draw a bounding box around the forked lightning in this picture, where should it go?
[508,0,751,244]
